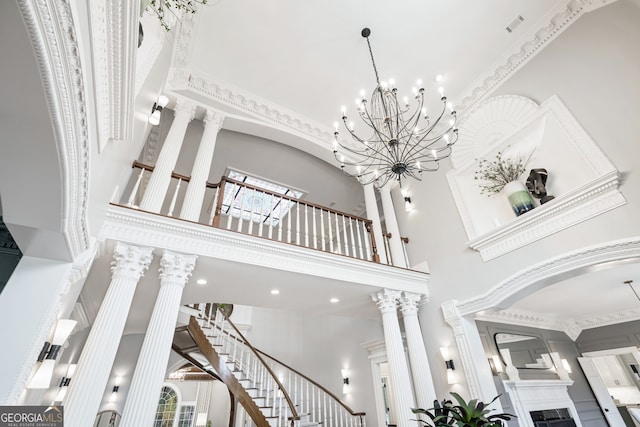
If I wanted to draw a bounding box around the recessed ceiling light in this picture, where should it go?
[330,298,340,303]
[196,279,207,285]
[270,289,280,295]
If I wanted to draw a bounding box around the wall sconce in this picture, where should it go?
[401,189,413,212]
[109,377,122,402]
[148,95,169,125]
[53,363,77,402]
[489,355,504,375]
[27,319,77,389]
[341,369,350,394]
[440,347,456,384]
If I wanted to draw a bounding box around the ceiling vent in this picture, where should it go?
[506,15,525,33]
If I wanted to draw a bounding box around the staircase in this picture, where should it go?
[184,304,366,427]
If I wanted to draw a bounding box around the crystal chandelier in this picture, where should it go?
[333,28,459,187]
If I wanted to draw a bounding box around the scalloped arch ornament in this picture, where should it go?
[452,95,540,169]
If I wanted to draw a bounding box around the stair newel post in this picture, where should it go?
[362,221,372,261]
[320,208,326,251]
[327,210,334,253]
[212,178,227,228]
[167,177,182,217]
[126,165,146,207]
[366,221,380,263]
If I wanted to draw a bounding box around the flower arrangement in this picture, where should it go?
[148,0,208,31]
[474,150,528,196]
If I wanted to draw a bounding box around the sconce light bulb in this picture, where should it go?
[157,95,169,108]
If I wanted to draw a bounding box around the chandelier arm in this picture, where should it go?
[353,108,393,146]
[335,140,397,168]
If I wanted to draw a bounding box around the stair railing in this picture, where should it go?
[193,304,366,427]
[119,162,380,263]
[195,304,300,427]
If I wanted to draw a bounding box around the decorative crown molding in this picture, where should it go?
[456,0,619,115]
[18,0,91,258]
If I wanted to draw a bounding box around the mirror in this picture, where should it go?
[494,333,553,369]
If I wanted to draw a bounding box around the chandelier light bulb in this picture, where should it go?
[447,102,453,111]
[403,96,409,105]
[435,74,444,82]
[360,89,366,97]
[341,106,347,116]
[438,86,445,95]
[416,160,421,170]
[349,121,354,131]
[416,79,423,87]
[412,87,418,96]
[432,149,438,159]
[334,122,339,132]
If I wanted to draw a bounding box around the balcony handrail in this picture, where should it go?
[132,160,191,182]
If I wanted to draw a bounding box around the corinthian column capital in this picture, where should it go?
[174,98,197,121]
[399,292,427,316]
[111,243,154,280]
[159,251,197,286]
[203,109,225,130]
[372,289,401,314]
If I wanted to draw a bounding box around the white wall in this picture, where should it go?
[245,306,382,426]
[394,0,640,400]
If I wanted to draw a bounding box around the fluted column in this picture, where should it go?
[120,251,197,427]
[140,98,197,212]
[363,182,388,264]
[64,243,153,427]
[379,183,407,268]
[372,289,415,427]
[180,110,225,221]
[400,292,437,410]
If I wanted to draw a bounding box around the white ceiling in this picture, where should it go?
[189,0,560,128]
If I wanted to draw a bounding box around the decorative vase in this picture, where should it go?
[503,181,534,216]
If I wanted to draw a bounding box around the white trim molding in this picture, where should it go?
[101,204,430,293]
[18,0,91,258]
[89,0,139,149]
[455,0,620,115]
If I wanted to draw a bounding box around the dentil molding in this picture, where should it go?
[17,0,91,259]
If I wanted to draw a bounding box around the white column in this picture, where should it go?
[64,243,153,427]
[400,292,437,410]
[363,182,388,264]
[139,98,197,213]
[379,183,407,268]
[180,110,225,221]
[120,251,197,427]
[441,300,502,411]
[372,289,415,427]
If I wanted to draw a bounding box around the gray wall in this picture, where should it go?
[477,321,606,427]
[576,320,640,354]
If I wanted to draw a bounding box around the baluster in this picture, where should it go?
[349,217,357,258]
[342,215,350,256]
[268,193,276,239]
[277,195,284,242]
[225,182,236,230]
[355,219,365,259]
[208,185,220,225]
[320,209,326,251]
[237,183,247,232]
[248,187,256,235]
[362,222,372,261]
[304,204,310,247]
[287,199,292,243]
[327,210,334,253]
[323,394,327,427]
[334,212,342,255]
[126,167,146,207]
[329,399,334,427]
[167,178,182,217]
[312,207,318,249]
[295,201,301,245]
[258,190,265,237]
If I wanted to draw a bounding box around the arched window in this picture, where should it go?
[154,386,178,427]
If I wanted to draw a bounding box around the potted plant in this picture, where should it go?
[412,392,514,426]
[474,150,534,217]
